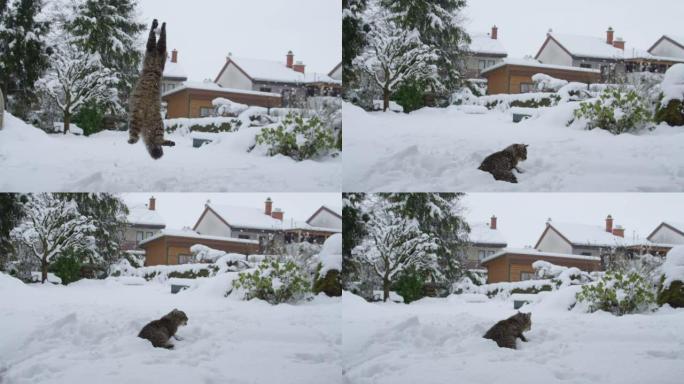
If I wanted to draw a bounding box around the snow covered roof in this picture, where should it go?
[138,228,259,247]
[218,56,340,85]
[543,222,631,247]
[207,204,283,231]
[481,248,601,265]
[480,57,601,75]
[544,33,626,60]
[305,205,342,225]
[468,222,507,246]
[469,33,507,56]
[284,220,341,233]
[163,59,187,80]
[127,205,166,227]
[647,221,684,240]
[161,81,281,98]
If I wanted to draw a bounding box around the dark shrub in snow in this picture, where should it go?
[313,269,341,297]
[52,250,83,285]
[657,279,684,308]
[654,99,684,127]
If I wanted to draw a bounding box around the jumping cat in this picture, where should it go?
[478,144,529,183]
[483,312,531,349]
[129,19,175,159]
[138,309,188,349]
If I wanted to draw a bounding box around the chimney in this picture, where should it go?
[148,196,156,211]
[265,197,273,216]
[491,25,498,40]
[271,208,284,221]
[286,50,294,68]
[171,49,178,63]
[612,225,625,238]
[605,215,613,233]
[613,37,625,50]
[606,27,614,45]
[490,215,497,230]
[293,61,305,74]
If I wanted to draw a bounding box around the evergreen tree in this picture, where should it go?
[342,193,367,290]
[0,0,50,118]
[66,0,145,115]
[0,193,26,267]
[342,0,367,86]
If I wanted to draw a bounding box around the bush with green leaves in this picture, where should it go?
[52,250,83,285]
[73,100,107,136]
[571,88,654,134]
[313,267,342,297]
[392,78,427,113]
[254,112,337,161]
[233,258,311,304]
[392,267,427,304]
[576,271,656,316]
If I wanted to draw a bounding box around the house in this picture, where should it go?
[162,49,188,94]
[123,196,166,251]
[648,35,684,60]
[285,205,342,244]
[464,215,507,268]
[162,81,282,118]
[464,26,508,79]
[214,51,342,106]
[481,58,600,94]
[328,62,342,81]
[481,248,601,283]
[138,229,260,266]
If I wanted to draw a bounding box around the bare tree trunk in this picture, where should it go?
[41,260,48,284]
[383,88,390,112]
[63,110,71,134]
[383,274,390,302]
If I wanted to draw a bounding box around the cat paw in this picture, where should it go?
[163,140,176,147]
[128,137,139,144]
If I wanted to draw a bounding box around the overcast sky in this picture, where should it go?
[464,0,684,58]
[136,0,341,81]
[463,193,684,248]
[122,193,341,230]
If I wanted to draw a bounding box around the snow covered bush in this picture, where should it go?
[254,112,337,161]
[654,64,684,126]
[312,234,342,297]
[576,271,656,316]
[212,97,248,117]
[532,73,568,92]
[392,266,427,303]
[533,260,593,287]
[657,246,684,308]
[392,78,428,113]
[232,258,311,304]
[165,117,242,134]
[481,93,561,110]
[571,88,654,134]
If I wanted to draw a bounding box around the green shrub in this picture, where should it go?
[233,259,311,304]
[576,271,656,316]
[165,119,241,134]
[52,251,83,285]
[73,100,106,136]
[392,267,426,304]
[657,277,684,308]
[313,268,341,297]
[654,99,684,126]
[571,88,653,134]
[255,112,337,161]
[392,78,427,113]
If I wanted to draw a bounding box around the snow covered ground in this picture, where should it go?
[343,290,684,384]
[0,112,340,192]
[0,274,341,384]
[343,102,684,191]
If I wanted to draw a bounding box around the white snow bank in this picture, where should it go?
[318,233,342,275]
[373,100,404,113]
[661,63,684,105]
[30,272,62,284]
[662,245,684,288]
[0,273,26,290]
[532,73,568,92]
[212,97,248,116]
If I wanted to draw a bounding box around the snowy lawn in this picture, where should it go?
[0,113,340,192]
[0,275,341,384]
[343,290,684,384]
[343,102,684,191]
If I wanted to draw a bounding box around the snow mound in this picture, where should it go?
[661,64,684,106]
[662,245,684,288]
[0,272,26,290]
[213,97,248,116]
[532,73,568,92]
[191,244,228,263]
[318,233,342,275]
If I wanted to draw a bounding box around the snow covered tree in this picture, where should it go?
[10,194,96,283]
[342,0,367,85]
[0,0,50,118]
[66,0,145,114]
[342,193,368,291]
[380,0,469,92]
[353,5,439,111]
[0,193,26,268]
[352,197,439,301]
[34,42,118,133]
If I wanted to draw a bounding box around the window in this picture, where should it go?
[478,250,487,260]
[260,87,272,93]
[146,232,153,239]
[520,272,534,281]
[199,107,213,117]
[238,234,251,240]
[136,231,144,241]
[178,255,192,265]
[487,60,496,67]
[581,252,592,256]
[580,63,592,68]
[478,60,487,70]
[520,83,535,93]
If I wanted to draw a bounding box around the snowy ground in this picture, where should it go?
[0,112,340,192]
[343,102,684,191]
[0,275,341,384]
[343,290,684,384]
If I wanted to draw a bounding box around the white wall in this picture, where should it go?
[195,209,232,238]
[308,209,342,230]
[216,62,254,90]
[330,65,342,80]
[535,226,573,254]
[649,225,684,244]
[650,38,684,59]
[536,38,573,67]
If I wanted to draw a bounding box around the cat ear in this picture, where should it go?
[524,144,529,148]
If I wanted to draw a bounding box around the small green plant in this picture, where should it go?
[254,112,337,161]
[73,100,106,136]
[52,250,83,285]
[571,88,653,134]
[392,267,426,304]
[576,271,656,316]
[313,265,342,297]
[392,78,427,113]
[233,259,311,304]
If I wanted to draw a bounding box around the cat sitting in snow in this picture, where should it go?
[478,144,529,183]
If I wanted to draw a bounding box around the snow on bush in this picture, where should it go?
[313,234,342,297]
[191,244,228,263]
[232,258,311,304]
[479,92,561,111]
[557,82,592,101]
[660,246,684,289]
[533,260,593,286]
[372,100,404,113]
[660,63,684,106]
[164,116,242,135]
[571,87,654,134]
[253,112,337,161]
[532,73,568,92]
[576,271,656,316]
[212,97,248,116]
[450,87,478,106]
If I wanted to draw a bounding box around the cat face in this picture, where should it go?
[516,312,532,331]
[168,309,189,326]
[515,144,529,160]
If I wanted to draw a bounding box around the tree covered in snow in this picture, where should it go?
[380,0,469,92]
[0,194,26,268]
[353,4,439,112]
[0,0,50,119]
[342,193,368,292]
[342,0,367,85]
[34,42,118,133]
[351,196,440,301]
[10,193,96,283]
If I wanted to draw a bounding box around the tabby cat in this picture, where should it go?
[129,19,175,159]
[483,312,532,349]
[138,309,188,349]
[478,144,529,183]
